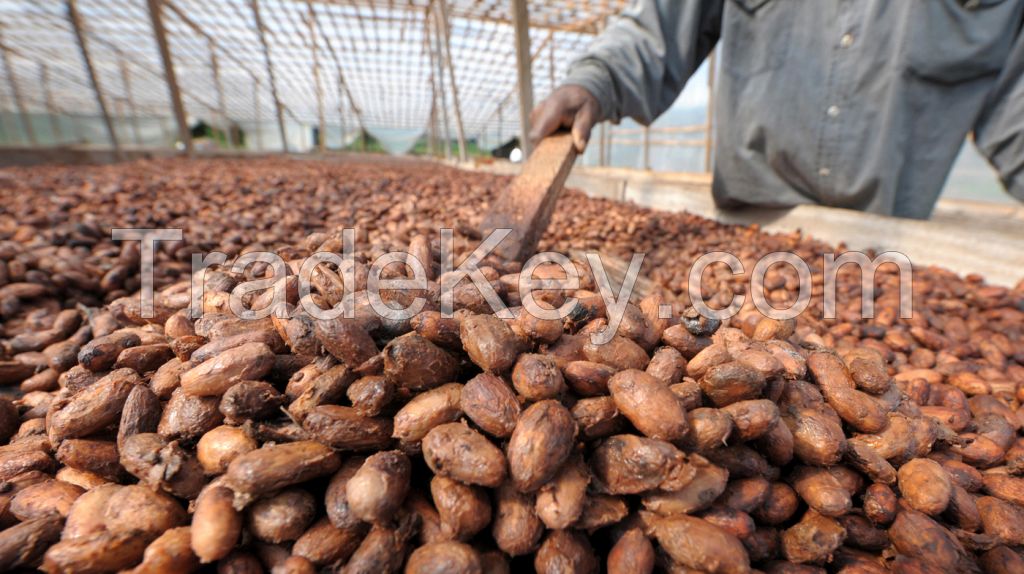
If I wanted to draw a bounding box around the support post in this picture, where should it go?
[254,78,264,151]
[114,98,124,144]
[208,40,233,147]
[436,0,466,162]
[39,63,63,143]
[598,123,606,166]
[146,0,192,155]
[642,125,650,170]
[511,0,533,157]
[119,59,142,146]
[426,11,450,160]
[548,30,555,91]
[0,89,12,143]
[68,0,121,157]
[250,0,288,152]
[704,50,716,173]
[342,100,350,150]
[427,65,438,157]
[307,6,325,153]
[0,39,35,145]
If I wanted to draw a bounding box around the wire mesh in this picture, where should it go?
[0,0,631,150]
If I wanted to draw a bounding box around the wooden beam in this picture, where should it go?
[254,78,264,151]
[548,29,555,91]
[39,63,63,143]
[425,5,450,159]
[119,59,143,146]
[642,125,650,170]
[704,49,716,173]
[277,0,609,34]
[511,0,533,157]
[250,0,289,152]
[307,5,326,153]
[436,0,467,162]
[208,40,234,147]
[67,0,121,157]
[0,33,36,146]
[426,44,438,157]
[0,88,13,143]
[146,0,192,155]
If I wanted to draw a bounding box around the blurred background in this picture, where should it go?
[0,0,1010,204]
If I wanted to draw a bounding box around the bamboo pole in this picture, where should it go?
[254,78,264,151]
[209,40,234,147]
[39,63,63,143]
[307,5,326,153]
[642,125,650,170]
[0,38,35,145]
[304,0,365,139]
[511,0,533,157]
[548,30,555,91]
[704,50,716,173]
[67,0,121,157]
[119,60,142,146]
[436,0,466,162]
[146,0,192,154]
[250,0,288,152]
[426,8,451,160]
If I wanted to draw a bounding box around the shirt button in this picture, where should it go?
[819,167,831,177]
[827,105,840,118]
[840,33,854,48]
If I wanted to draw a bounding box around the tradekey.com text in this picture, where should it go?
[113,227,914,345]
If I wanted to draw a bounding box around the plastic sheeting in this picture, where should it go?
[368,127,424,156]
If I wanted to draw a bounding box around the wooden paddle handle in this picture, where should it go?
[480,132,578,262]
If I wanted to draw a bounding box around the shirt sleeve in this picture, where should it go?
[562,0,724,125]
[973,29,1024,203]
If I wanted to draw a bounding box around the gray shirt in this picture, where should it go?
[564,0,1024,219]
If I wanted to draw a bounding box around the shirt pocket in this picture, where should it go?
[723,0,793,78]
[904,0,1021,83]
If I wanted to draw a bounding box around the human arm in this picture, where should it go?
[529,0,724,151]
[973,29,1024,203]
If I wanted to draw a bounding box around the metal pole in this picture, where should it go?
[511,0,533,157]
[146,0,192,155]
[643,125,650,170]
[307,6,325,153]
[208,40,232,147]
[250,0,288,153]
[0,39,36,146]
[119,59,142,146]
[704,49,716,173]
[67,0,121,157]
[39,63,63,143]
[436,0,467,162]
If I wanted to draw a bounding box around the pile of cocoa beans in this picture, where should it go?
[0,158,1022,573]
